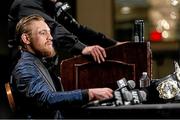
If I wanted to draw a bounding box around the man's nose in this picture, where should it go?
[48,33,53,41]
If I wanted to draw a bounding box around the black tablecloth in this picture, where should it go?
[65,103,180,119]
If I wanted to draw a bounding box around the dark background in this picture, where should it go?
[0,0,11,118]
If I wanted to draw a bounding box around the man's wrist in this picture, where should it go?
[73,41,86,54]
[87,89,94,101]
[81,89,90,103]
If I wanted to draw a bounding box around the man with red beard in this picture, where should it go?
[12,14,113,119]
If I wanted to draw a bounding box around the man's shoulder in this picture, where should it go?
[12,55,42,79]
[14,52,38,68]
[14,58,35,71]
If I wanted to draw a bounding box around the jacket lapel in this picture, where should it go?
[34,59,57,91]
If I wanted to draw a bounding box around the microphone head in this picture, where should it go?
[55,1,63,8]
[55,2,71,11]
[127,80,136,89]
[50,0,58,3]
[139,90,147,102]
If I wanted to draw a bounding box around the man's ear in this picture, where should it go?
[21,33,31,45]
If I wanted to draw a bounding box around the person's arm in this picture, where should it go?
[56,10,118,48]
[48,15,108,64]
[12,61,113,110]
[12,61,89,109]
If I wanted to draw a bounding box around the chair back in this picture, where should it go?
[5,78,16,112]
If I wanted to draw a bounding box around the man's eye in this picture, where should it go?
[39,31,47,35]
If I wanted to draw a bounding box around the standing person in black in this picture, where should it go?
[8,0,118,62]
[8,0,119,89]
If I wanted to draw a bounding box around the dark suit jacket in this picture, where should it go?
[12,51,89,118]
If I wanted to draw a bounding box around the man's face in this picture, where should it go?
[27,20,56,58]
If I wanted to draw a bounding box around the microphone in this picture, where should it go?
[116,78,135,105]
[139,90,147,102]
[121,90,133,105]
[117,78,135,90]
[55,2,78,24]
[55,2,70,16]
[130,89,147,104]
[114,90,123,106]
[116,78,136,92]
[127,80,136,89]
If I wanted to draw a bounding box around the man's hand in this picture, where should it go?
[82,45,106,63]
[88,88,113,101]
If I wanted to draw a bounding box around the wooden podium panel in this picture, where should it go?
[105,42,152,86]
[60,42,152,90]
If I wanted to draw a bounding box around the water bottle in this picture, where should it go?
[139,72,150,88]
